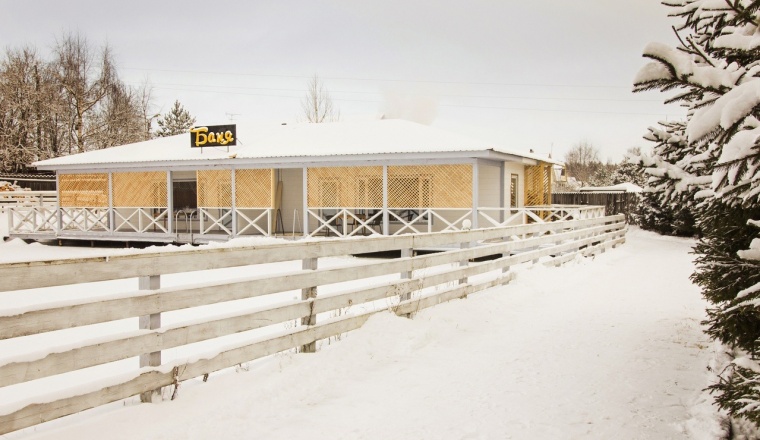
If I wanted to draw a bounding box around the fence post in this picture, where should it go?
[501,233,511,276]
[400,248,413,285]
[301,257,318,353]
[399,248,413,317]
[139,275,161,403]
[459,241,470,285]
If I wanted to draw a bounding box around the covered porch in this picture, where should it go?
[8,160,604,244]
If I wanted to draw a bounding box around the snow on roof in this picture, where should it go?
[579,183,643,193]
[34,119,557,169]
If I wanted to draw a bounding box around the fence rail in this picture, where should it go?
[0,190,57,209]
[553,192,640,223]
[0,215,626,435]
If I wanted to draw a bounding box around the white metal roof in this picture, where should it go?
[34,119,559,170]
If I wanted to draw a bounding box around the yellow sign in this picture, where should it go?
[190,125,236,148]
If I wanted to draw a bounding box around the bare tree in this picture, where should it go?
[564,141,602,185]
[135,80,158,140]
[0,46,61,171]
[301,74,339,123]
[0,35,153,171]
[93,80,149,148]
[53,33,116,153]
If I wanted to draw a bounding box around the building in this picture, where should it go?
[12,118,569,244]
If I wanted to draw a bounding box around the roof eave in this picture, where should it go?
[35,149,540,172]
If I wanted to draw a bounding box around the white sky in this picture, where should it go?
[0,1,683,162]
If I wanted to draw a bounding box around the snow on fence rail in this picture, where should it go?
[0,215,626,435]
[0,191,56,210]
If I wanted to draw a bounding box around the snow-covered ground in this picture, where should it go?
[1,227,724,439]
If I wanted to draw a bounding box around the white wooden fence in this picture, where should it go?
[0,191,56,211]
[0,214,626,435]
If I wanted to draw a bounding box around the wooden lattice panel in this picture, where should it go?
[236,169,274,208]
[197,170,232,208]
[307,166,383,207]
[388,165,472,208]
[524,163,552,206]
[59,173,108,208]
[112,172,167,207]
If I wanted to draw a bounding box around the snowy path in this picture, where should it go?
[6,228,717,439]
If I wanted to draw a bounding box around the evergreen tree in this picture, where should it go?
[155,100,195,137]
[635,122,702,236]
[587,161,617,187]
[610,148,647,227]
[634,0,760,423]
[611,147,647,188]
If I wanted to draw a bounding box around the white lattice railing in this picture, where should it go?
[198,207,233,235]
[197,208,273,237]
[307,206,607,237]
[307,208,384,237]
[8,206,58,234]
[389,208,472,236]
[236,208,271,236]
[60,208,109,232]
[478,205,606,228]
[113,208,170,234]
[527,205,605,221]
[8,205,607,240]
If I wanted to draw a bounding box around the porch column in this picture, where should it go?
[108,172,114,234]
[471,162,479,229]
[166,171,173,234]
[302,167,309,237]
[55,173,62,233]
[499,162,505,224]
[382,165,389,235]
[231,169,237,236]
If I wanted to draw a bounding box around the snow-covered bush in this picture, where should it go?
[634,0,760,423]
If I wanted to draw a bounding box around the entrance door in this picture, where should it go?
[173,181,197,211]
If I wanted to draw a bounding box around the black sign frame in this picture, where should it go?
[190,124,237,148]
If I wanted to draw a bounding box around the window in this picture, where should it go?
[510,174,519,208]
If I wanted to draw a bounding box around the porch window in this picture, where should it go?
[510,174,519,208]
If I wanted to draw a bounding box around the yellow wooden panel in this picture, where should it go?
[236,169,274,208]
[307,166,383,207]
[59,173,108,208]
[524,162,553,207]
[388,164,471,208]
[197,170,232,208]
[113,172,167,207]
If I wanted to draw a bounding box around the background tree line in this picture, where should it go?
[560,142,646,190]
[0,34,196,173]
